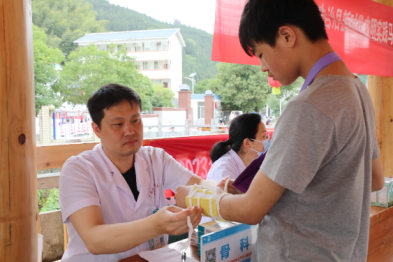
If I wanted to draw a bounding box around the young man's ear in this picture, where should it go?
[278,26,296,47]
[92,122,101,138]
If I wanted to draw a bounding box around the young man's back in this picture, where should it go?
[256,75,379,261]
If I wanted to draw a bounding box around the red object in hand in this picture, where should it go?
[268,76,281,88]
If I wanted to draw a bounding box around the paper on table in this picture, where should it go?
[38,234,43,262]
[139,246,198,262]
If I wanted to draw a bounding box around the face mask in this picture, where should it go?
[250,137,271,156]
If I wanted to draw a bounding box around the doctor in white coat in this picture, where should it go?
[59,84,218,262]
[207,113,268,182]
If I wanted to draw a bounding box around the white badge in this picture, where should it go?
[149,235,166,250]
[150,209,166,250]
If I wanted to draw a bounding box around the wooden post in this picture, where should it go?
[369,0,393,177]
[0,0,38,261]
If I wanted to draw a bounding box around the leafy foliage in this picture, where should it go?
[151,85,175,108]
[32,0,107,55]
[275,77,304,102]
[84,0,218,81]
[38,189,60,212]
[208,63,270,113]
[33,25,65,114]
[185,39,197,56]
[55,44,154,110]
[194,78,216,94]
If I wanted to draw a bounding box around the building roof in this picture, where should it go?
[74,29,185,46]
[191,94,221,100]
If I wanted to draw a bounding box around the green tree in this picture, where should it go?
[212,63,270,112]
[55,44,154,110]
[194,78,216,94]
[185,39,197,56]
[276,77,304,102]
[38,189,60,212]
[32,0,107,55]
[33,25,64,114]
[267,94,281,116]
[151,85,175,108]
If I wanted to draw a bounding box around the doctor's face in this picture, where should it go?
[93,100,143,158]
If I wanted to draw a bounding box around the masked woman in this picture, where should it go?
[207,113,269,182]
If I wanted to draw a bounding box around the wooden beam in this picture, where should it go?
[36,143,99,170]
[368,75,393,177]
[36,140,151,170]
[369,2,393,178]
[367,2,393,261]
[0,0,37,261]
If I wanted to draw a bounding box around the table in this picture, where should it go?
[120,205,393,262]
[119,239,200,262]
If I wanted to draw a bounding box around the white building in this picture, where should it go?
[74,29,186,97]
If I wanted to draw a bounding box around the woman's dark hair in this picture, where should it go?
[87,83,142,129]
[239,0,328,56]
[210,113,261,163]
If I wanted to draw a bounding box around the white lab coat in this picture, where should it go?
[206,150,246,182]
[59,144,193,262]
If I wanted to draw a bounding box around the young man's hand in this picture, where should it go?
[153,205,202,235]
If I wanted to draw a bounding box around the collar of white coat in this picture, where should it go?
[95,144,150,210]
[228,149,246,171]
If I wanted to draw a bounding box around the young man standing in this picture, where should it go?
[176,0,385,261]
[59,84,217,261]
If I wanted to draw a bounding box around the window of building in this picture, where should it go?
[151,79,171,88]
[136,43,142,52]
[198,102,205,119]
[136,61,143,70]
[97,44,107,51]
[144,42,150,51]
[162,41,168,51]
[150,42,156,51]
[126,44,133,52]
[137,60,171,70]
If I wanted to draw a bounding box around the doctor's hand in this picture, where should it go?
[153,205,202,236]
[175,185,193,209]
[218,177,242,195]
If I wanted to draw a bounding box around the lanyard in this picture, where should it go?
[299,52,342,93]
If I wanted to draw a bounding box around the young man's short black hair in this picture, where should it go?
[87,83,142,128]
[239,0,328,56]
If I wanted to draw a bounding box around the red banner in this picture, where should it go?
[149,133,274,197]
[212,0,393,77]
[148,135,229,179]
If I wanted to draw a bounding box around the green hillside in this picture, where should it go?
[85,0,217,82]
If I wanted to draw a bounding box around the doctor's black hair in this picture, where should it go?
[210,113,262,163]
[239,0,328,56]
[87,83,142,129]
